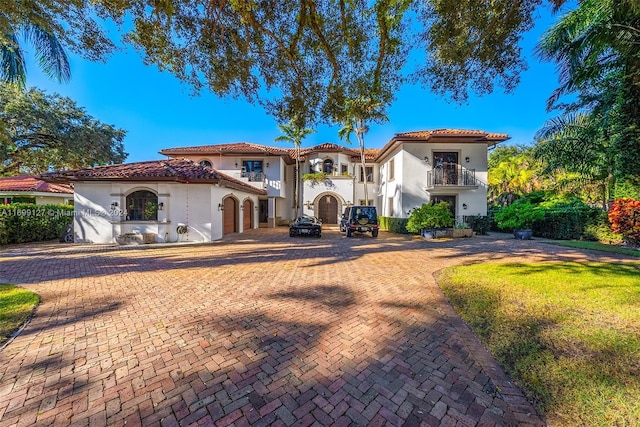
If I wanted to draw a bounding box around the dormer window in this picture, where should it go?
[199,160,212,168]
[322,159,334,174]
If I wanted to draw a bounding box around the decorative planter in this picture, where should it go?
[446,228,473,238]
[421,229,435,239]
[513,229,533,240]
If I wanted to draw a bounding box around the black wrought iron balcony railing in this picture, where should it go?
[241,171,265,182]
[426,166,477,188]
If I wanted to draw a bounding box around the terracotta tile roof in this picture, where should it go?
[394,129,510,140]
[0,175,73,194]
[295,143,379,162]
[160,142,292,157]
[41,159,267,195]
[377,128,510,160]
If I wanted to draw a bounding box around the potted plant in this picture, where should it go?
[406,202,454,239]
[448,222,473,238]
[494,200,544,239]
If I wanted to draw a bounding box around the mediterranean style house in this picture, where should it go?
[42,129,508,243]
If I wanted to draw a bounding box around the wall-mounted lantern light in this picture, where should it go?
[235,162,238,168]
[158,202,164,211]
[423,156,430,164]
[111,201,118,209]
[305,200,312,209]
[266,162,270,168]
[218,203,224,211]
[462,203,468,209]
[465,156,470,163]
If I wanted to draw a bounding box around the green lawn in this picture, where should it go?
[549,240,640,257]
[0,284,39,345]
[438,262,640,426]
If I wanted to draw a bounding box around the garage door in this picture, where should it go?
[223,198,237,235]
[243,200,252,230]
[318,195,338,224]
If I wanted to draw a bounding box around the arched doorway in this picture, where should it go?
[223,198,237,235]
[243,199,253,230]
[318,194,338,224]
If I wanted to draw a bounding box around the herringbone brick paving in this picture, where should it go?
[0,228,603,426]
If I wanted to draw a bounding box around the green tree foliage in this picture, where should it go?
[1,21,70,88]
[1,0,571,125]
[488,145,544,205]
[275,119,315,217]
[536,0,640,182]
[0,83,127,175]
[337,96,388,205]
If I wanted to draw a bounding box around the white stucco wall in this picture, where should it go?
[72,181,260,244]
[376,141,490,220]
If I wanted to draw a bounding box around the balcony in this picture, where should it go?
[426,166,478,189]
[241,170,265,182]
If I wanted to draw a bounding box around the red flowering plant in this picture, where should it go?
[608,198,640,246]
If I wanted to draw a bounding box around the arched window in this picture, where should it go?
[126,190,158,221]
[322,159,334,174]
[199,160,212,168]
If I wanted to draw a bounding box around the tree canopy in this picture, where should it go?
[0,83,127,176]
[1,0,570,126]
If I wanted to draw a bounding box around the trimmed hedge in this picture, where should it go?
[379,216,409,234]
[0,203,73,245]
[533,202,600,240]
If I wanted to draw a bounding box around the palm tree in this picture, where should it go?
[275,119,315,218]
[1,22,70,88]
[337,96,387,205]
[536,0,640,178]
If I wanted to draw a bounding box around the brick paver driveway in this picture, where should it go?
[0,228,560,426]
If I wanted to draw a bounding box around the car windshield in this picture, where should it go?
[298,216,315,223]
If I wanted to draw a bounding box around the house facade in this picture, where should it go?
[42,129,508,243]
[160,129,508,227]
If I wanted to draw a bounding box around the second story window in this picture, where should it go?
[323,159,334,174]
[359,166,374,183]
[388,159,395,181]
[341,164,348,175]
[242,160,264,181]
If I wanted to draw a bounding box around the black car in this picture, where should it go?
[289,216,322,237]
[344,206,379,238]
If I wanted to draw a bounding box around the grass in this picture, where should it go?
[438,262,640,426]
[0,284,39,345]
[549,240,640,257]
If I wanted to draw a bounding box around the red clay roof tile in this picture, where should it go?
[41,159,266,195]
[0,175,73,194]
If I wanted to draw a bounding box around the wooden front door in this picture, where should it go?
[318,195,338,224]
[243,200,252,230]
[223,198,237,235]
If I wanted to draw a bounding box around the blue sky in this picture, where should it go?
[24,5,563,164]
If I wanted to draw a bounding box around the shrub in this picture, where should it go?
[494,200,544,231]
[379,216,408,234]
[0,203,73,245]
[464,215,491,235]
[609,198,640,245]
[534,199,601,240]
[582,211,624,244]
[406,202,454,234]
